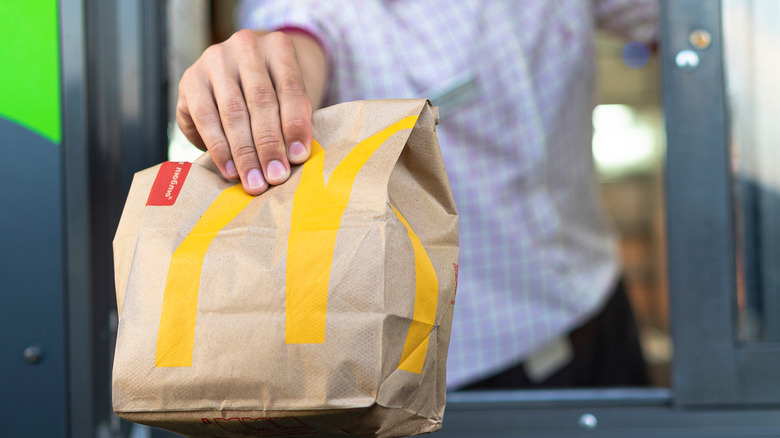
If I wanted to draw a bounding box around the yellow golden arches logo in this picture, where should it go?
[155,115,438,374]
[155,184,253,367]
[391,205,439,374]
[286,116,418,344]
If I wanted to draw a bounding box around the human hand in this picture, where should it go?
[176,29,327,195]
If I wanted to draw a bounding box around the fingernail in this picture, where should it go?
[247,168,266,189]
[225,160,238,178]
[266,160,288,181]
[289,141,308,161]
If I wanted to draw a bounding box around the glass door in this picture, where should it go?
[666,0,780,406]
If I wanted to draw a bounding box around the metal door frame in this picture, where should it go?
[60,0,168,436]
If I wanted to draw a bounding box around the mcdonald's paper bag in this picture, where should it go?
[112,99,459,438]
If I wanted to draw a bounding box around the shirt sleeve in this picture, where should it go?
[594,0,659,43]
[235,1,340,63]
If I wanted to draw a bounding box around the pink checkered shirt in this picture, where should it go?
[238,0,658,388]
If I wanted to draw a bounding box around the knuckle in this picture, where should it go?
[231,28,256,44]
[204,135,229,153]
[202,45,231,72]
[253,129,282,152]
[229,29,268,64]
[229,29,260,55]
[191,107,220,126]
[282,117,309,135]
[202,43,224,62]
[220,97,249,123]
[266,31,293,50]
[277,76,306,98]
[246,85,278,108]
[175,98,189,117]
[231,144,260,163]
[178,67,203,94]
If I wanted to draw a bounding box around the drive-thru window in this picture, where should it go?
[3,1,780,436]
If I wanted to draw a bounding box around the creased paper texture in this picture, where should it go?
[112,99,459,438]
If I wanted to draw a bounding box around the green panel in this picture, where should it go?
[0,0,61,144]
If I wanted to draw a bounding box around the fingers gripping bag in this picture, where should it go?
[112,99,459,438]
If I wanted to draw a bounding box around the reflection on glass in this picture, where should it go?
[723,0,780,342]
[592,32,669,384]
[592,104,658,176]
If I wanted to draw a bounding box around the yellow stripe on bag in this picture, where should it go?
[155,184,253,367]
[286,116,418,343]
[392,205,439,374]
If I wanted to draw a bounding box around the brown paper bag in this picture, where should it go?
[112,99,459,438]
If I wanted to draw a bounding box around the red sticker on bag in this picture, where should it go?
[146,162,192,206]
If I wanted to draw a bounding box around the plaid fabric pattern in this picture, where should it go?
[238,0,658,388]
